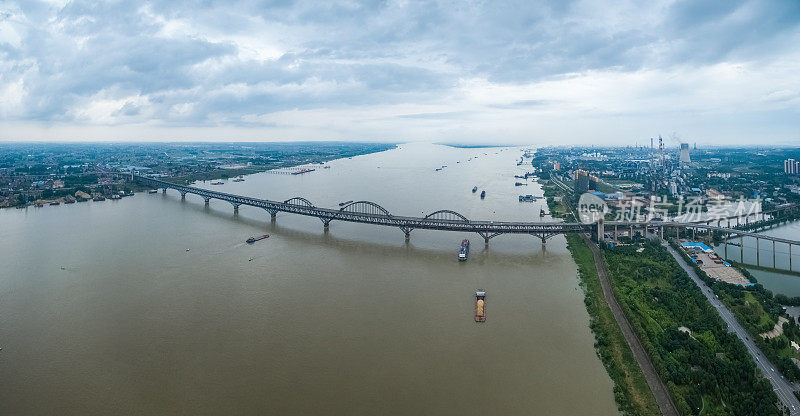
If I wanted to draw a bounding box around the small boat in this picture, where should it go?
[475,290,486,323]
[148,189,158,194]
[540,209,546,217]
[233,177,245,182]
[246,234,270,244]
[472,186,477,193]
[211,181,224,185]
[480,190,486,199]
[49,201,60,206]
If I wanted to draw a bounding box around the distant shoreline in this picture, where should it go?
[437,143,516,148]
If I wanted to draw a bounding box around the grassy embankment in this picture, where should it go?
[604,241,782,415]
[566,234,661,416]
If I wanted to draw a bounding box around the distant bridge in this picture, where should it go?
[134,176,800,263]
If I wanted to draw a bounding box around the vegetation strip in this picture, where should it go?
[581,235,680,416]
[567,234,661,416]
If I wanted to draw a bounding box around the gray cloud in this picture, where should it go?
[0,0,798,136]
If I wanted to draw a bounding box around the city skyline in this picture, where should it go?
[1,1,799,144]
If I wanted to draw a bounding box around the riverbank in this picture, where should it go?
[1,142,397,209]
[566,234,661,416]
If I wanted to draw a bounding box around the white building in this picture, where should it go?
[785,159,799,174]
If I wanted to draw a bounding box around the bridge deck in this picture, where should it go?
[135,175,799,246]
[136,176,590,236]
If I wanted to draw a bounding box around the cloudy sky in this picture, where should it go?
[1,0,799,144]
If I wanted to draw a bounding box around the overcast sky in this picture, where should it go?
[1,0,799,144]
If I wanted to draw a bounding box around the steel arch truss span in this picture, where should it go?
[284,197,315,207]
[338,200,392,217]
[424,210,470,223]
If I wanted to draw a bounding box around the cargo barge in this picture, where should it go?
[246,234,270,244]
[480,190,486,199]
[475,290,486,322]
[458,239,470,261]
[291,168,315,175]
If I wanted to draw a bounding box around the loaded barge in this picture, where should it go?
[458,239,470,261]
[291,168,315,175]
[475,290,486,322]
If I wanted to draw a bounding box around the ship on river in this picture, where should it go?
[459,239,470,261]
[246,234,269,244]
[475,290,486,322]
[291,168,315,175]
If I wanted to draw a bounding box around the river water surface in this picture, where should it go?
[0,143,617,415]
[712,220,800,296]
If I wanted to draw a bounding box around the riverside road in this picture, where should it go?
[666,243,800,415]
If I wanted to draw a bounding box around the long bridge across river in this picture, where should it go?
[134,175,800,269]
[135,175,590,243]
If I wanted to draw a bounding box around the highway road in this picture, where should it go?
[665,242,800,415]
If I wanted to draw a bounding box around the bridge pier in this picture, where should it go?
[232,203,240,214]
[399,227,412,243]
[322,219,331,232]
[180,191,186,201]
[162,188,167,194]
[724,233,728,258]
[740,234,743,262]
[595,218,604,242]
[204,197,210,207]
